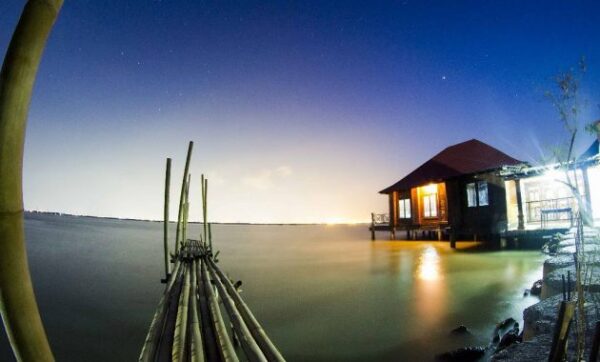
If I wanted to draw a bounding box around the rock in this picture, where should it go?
[541,265,600,299]
[435,346,486,362]
[450,325,471,336]
[530,279,542,296]
[543,256,574,278]
[496,326,521,352]
[495,317,517,332]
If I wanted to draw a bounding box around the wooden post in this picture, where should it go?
[175,141,193,248]
[370,213,375,241]
[548,301,576,362]
[163,158,172,279]
[0,1,64,361]
[450,231,456,248]
[515,179,525,230]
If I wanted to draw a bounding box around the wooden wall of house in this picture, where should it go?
[449,171,509,238]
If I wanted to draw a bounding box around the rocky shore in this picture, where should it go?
[493,226,600,361]
[436,226,600,361]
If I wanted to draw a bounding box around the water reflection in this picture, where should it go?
[414,245,447,329]
[417,246,442,281]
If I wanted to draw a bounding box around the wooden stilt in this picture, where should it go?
[370,213,375,241]
[450,231,456,249]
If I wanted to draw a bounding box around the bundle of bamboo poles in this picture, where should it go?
[139,142,285,362]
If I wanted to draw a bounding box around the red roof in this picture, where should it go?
[379,139,521,194]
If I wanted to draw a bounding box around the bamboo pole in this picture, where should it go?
[189,259,205,362]
[182,174,191,248]
[164,158,172,279]
[172,265,191,362]
[199,259,239,362]
[207,263,267,362]
[0,1,63,361]
[201,174,208,248]
[175,141,193,248]
[139,259,183,361]
[208,258,285,362]
[209,223,213,253]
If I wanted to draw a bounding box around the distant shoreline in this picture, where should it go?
[24,210,369,226]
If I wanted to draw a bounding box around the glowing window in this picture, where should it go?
[477,181,489,206]
[423,194,437,217]
[466,183,477,207]
[399,198,411,219]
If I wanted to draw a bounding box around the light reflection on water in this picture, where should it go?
[0,215,545,362]
[417,246,442,281]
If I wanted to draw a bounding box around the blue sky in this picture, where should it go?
[1,1,599,222]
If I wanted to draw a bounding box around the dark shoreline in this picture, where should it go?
[25,210,370,226]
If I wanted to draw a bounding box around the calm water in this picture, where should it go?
[0,214,544,361]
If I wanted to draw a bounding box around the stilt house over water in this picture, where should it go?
[378,139,522,243]
[376,122,600,247]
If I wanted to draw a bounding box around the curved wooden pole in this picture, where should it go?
[0,1,63,361]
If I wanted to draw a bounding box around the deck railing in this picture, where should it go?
[371,213,390,225]
[525,196,575,228]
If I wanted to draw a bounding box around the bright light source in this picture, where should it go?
[423,183,438,194]
[544,168,563,181]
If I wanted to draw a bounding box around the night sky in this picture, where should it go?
[1,1,599,223]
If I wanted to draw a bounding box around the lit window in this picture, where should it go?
[466,183,477,207]
[423,194,437,217]
[399,198,411,219]
[477,181,489,206]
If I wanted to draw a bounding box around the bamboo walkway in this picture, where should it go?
[139,142,285,362]
[139,240,285,362]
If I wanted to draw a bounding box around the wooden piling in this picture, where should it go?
[450,231,457,249]
[370,213,375,241]
[176,141,194,247]
[164,158,172,279]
